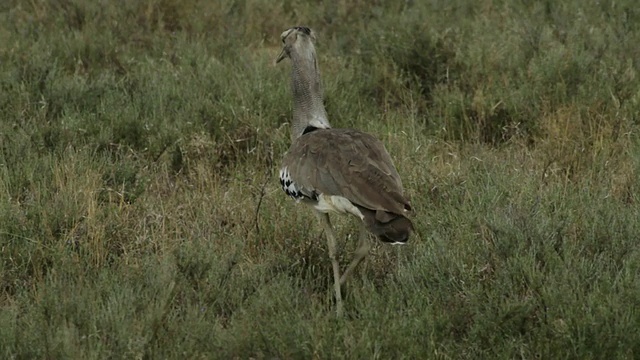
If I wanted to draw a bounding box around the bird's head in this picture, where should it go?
[275,26,317,64]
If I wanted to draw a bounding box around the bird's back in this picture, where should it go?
[279,128,413,242]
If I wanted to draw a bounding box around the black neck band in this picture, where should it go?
[302,126,319,135]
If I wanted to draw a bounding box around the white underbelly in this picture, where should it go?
[313,194,364,220]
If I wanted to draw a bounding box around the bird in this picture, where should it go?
[275,26,414,317]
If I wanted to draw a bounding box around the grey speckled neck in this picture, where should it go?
[289,46,331,140]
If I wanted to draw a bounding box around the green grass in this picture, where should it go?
[1,0,640,358]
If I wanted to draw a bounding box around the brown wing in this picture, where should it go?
[282,128,410,216]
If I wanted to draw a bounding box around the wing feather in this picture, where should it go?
[283,128,410,215]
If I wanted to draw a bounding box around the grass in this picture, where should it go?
[1,0,640,358]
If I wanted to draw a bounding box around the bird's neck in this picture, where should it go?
[289,48,330,140]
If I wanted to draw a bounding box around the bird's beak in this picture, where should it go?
[275,47,288,64]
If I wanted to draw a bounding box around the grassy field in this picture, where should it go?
[1,0,640,358]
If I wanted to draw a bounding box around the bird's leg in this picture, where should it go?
[316,211,344,317]
[340,224,371,286]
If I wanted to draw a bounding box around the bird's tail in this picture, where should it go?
[358,207,414,244]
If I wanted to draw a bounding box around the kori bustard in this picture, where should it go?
[275,27,413,316]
